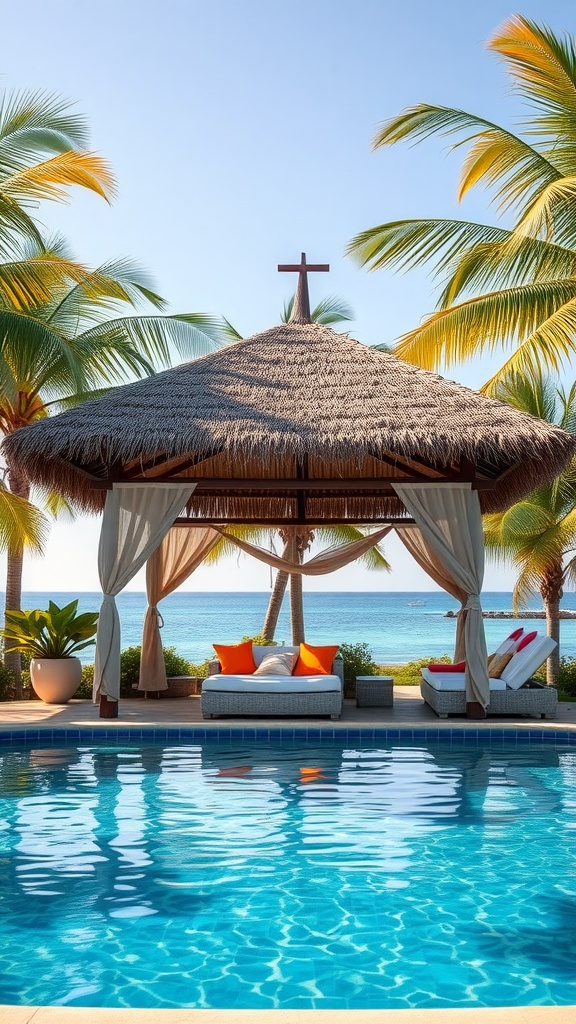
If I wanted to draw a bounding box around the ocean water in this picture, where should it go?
[11,590,576,665]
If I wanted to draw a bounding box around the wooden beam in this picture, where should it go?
[123,447,225,480]
[90,476,495,491]
[173,517,417,527]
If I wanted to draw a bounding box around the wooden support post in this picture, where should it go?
[99,695,119,719]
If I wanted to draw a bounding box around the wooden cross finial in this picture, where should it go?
[278,252,329,323]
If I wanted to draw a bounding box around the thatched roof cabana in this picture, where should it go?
[3,320,574,522]
[5,254,575,719]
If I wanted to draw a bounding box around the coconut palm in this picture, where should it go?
[348,15,576,391]
[204,524,390,644]
[1,234,228,689]
[483,371,576,686]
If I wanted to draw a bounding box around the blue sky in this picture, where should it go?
[2,0,574,593]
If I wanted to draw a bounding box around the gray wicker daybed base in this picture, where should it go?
[201,690,342,719]
[421,679,558,719]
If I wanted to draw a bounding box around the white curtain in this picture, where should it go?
[393,483,489,708]
[93,483,195,703]
[214,526,392,575]
[139,526,221,691]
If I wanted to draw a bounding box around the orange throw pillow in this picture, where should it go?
[293,643,339,676]
[213,641,256,675]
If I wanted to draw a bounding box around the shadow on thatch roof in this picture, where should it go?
[3,322,575,518]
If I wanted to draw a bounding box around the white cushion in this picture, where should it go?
[500,636,556,689]
[421,669,506,691]
[203,674,342,694]
[252,645,299,667]
[253,652,298,676]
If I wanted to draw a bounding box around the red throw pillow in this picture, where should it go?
[213,641,256,674]
[428,662,466,673]
[293,643,339,676]
[516,630,537,652]
[507,628,523,642]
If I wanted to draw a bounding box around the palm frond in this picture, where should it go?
[489,15,576,159]
[282,293,354,326]
[480,294,576,390]
[2,150,116,206]
[0,89,91,170]
[312,525,390,570]
[506,175,576,249]
[219,317,243,342]
[457,128,561,212]
[0,194,44,256]
[438,236,576,307]
[347,219,511,274]
[395,280,576,370]
[0,483,49,554]
[0,254,92,310]
[0,311,89,396]
[76,314,228,377]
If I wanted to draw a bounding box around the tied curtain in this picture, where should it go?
[139,524,392,689]
[392,483,489,708]
[215,526,392,575]
[94,483,195,704]
[139,526,221,691]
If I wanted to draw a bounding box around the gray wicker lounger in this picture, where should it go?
[420,677,558,719]
[420,634,558,718]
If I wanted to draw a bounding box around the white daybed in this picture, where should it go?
[201,645,343,719]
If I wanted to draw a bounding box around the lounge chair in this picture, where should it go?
[201,645,344,719]
[420,635,558,718]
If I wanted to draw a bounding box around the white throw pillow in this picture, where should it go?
[253,652,298,676]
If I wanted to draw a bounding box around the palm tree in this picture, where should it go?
[348,15,576,391]
[0,235,228,689]
[483,372,576,687]
[204,524,390,644]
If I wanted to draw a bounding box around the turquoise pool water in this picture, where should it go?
[0,741,574,1010]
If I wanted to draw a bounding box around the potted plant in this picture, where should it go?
[2,600,99,703]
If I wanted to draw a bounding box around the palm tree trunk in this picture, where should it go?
[262,570,289,640]
[541,562,563,688]
[290,569,305,644]
[4,460,29,696]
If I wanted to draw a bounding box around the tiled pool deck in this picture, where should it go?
[1,688,575,1024]
[1,686,575,742]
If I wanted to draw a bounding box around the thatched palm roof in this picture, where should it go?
[4,321,574,520]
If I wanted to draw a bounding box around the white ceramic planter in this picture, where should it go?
[30,657,82,704]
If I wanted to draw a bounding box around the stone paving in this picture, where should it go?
[1,686,575,733]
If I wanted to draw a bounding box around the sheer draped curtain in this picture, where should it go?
[93,483,195,703]
[139,526,221,691]
[215,526,392,575]
[393,484,489,708]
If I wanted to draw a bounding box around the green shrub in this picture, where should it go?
[558,656,576,697]
[338,642,378,698]
[377,655,451,686]
[241,634,277,646]
[119,645,194,697]
[75,663,94,699]
[0,663,15,701]
[188,659,211,679]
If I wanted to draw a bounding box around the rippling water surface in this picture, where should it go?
[0,741,575,1010]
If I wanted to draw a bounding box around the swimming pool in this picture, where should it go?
[0,739,574,1010]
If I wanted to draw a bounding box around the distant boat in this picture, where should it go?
[407,600,427,607]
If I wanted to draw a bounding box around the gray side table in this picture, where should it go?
[356,675,394,707]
